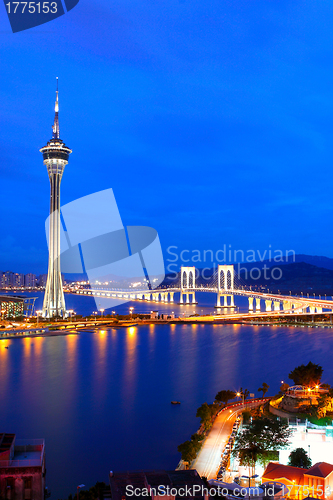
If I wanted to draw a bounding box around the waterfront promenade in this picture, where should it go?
[192,399,269,480]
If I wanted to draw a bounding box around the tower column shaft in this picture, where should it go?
[42,163,66,317]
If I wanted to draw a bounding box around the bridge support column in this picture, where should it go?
[309,307,316,314]
[170,293,174,302]
[179,293,183,304]
[248,297,254,311]
[316,307,322,313]
[186,293,190,304]
[216,294,221,308]
[230,295,235,307]
[255,298,260,311]
[274,301,280,311]
[265,300,272,312]
[223,295,228,307]
[283,301,291,311]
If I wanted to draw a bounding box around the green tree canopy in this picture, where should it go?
[288,448,312,468]
[288,362,323,387]
[215,390,236,404]
[196,402,219,430]
[233,417,292,473]
[177,433,204,463]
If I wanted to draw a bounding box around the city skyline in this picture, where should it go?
[1,1,333,274]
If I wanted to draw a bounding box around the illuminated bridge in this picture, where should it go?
[75,265,333,315]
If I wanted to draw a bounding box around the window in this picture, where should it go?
[24,477,32,500]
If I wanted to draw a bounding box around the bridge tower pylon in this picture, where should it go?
[179,266,197,304]
[216,265,235,308]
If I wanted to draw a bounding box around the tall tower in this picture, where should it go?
[40,79,72,318]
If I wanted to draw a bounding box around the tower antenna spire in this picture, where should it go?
[53,77,60,139]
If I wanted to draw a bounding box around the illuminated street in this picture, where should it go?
[192,400,267,480]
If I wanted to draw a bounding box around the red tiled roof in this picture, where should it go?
[262,462,305,484]
[305,463,333,478]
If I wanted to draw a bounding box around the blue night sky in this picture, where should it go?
[1,0,333,274]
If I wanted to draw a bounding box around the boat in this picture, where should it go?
[171,401,181,405]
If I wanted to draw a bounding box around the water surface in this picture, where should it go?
[0,320,332,498]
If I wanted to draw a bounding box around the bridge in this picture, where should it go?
[75,265,333,315]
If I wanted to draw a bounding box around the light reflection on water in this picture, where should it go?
[1,323,333,497]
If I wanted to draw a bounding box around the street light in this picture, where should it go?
[236,392,245,405]
[36,310,42,326]
[129,307,134,317]
[77,484,85,500]
[100,308,105,317]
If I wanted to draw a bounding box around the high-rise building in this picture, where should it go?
[14,273,25,287]
[25,273,37,288]
[3,272,14,288]
[38,274,48,287]
[40,79,72,318]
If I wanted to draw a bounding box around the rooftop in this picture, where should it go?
[305,462,333,478]
[109,469,206,500]
[262,462,306,484]
[0,437,45,469]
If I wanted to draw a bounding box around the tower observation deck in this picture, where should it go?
[40,79,72,318]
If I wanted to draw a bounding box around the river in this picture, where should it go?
[0,293,332,497]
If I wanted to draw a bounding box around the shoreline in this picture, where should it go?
[1,316,332,341]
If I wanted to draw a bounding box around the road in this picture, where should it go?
[192,399,268,480]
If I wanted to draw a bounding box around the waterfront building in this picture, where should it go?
[0,296,24,318]
[24,273,37,288]
[40,79,72,318]
[109,469,208,500]
[0,433,45,500]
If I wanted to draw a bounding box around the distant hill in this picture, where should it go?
[239,262,333,295]
[161,256,333,295]
[237,254,333,271]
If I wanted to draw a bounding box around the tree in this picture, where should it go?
[240,387,250,400]
[196,402,219,430]
[315,388,333,418]
[288,448,312,468]
[258,383,270,398]
[288,362,323,387]
[64,483,107,500]
[178,433,204,463]
[215,390,236,405]
[233,416,292,474]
